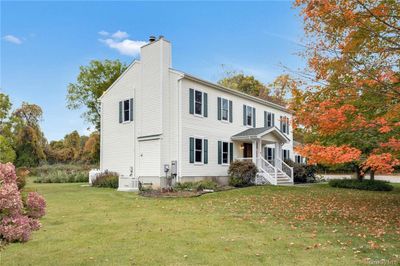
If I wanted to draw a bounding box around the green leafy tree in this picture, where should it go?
[66,60,127,130]
[218,70,270,99]
[15,126,46,167]
[13,102,46,167]
[0,135,16,163]
[218,70,294,106]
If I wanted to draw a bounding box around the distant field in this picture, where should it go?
[1,179,399,265]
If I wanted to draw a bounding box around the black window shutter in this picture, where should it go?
[243,105,246,125]
[280,116,283,131]
[189,137,194,163]
[287,118,290,134]
[129,98,134,121]
[264,111,267,127]
[217,97,221,120]
[189,89,194,114]
[229,100,233,123]
[272,113,275,127]
[204,139,208,164]
[203,93,208,117]
[253,108,256,128]
[229,142,233,163]
[218,141,222,164]
[119,101,122,123]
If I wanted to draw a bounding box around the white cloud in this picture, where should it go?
[98,30,109,36]
[111,30,129,39]
[3,35,22,44]
[100,38,147,56]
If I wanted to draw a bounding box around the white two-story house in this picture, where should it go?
[99,36,300,188]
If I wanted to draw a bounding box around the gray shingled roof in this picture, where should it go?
[232,126,273,138]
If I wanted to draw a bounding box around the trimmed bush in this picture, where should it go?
[92,171,119,188]
[286,160,317,183]
[228,160,258,187]
[328,179,393,191]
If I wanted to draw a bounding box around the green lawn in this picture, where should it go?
[1,180,399,266]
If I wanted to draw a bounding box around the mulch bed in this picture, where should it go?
[139,186,235,198]
[139,190,207,198]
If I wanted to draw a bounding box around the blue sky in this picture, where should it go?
[1,1,305,141]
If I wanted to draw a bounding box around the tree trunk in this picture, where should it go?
[370,170,375,181]
[355,165,364,181]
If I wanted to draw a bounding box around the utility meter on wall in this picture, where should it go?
[164,164,170,173]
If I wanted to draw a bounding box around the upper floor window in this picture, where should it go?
[119,98,133,123]
[243,105,256,127]
[264,111,275,127]
[218,97,232,122]
[189,89,208,117]
[280,116,290,134]
[195,91,203,115]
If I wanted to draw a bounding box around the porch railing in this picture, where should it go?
[257,156,278,185]
[276,157,294,182]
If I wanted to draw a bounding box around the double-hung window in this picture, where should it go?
[264,111,275,127]
[189,137,208,164]
[195,138,203,163]
[243,105,255,127]
[295,155,303,164]
[222,98,229,121]
[195,91,203,115]
[218,97,232,122]
[119,98,133,123]
[189,89,208,117]
[282,149,290,161]
[218,141,233,165]
[280,116,290,134]
[265,147,275,165]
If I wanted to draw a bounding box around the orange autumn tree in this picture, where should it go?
[292,0,400,180]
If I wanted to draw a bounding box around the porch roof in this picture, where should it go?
[231,126,290,143]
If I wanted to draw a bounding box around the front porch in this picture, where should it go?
[231,126,294,185]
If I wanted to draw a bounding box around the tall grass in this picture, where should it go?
[32,164,96,183]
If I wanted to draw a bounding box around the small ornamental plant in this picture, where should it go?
[0,162,46,243]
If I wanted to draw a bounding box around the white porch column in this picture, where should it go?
[252,140,257,165]
[275,142,282,170]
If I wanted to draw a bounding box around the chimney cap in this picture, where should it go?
[149,36,156,42]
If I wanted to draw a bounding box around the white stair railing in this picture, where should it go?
[276,157,294,183]
[257,156,277,185]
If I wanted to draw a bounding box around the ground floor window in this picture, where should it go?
[218,141,233,165]
[283,149,290,161]
[189,137,208,164]
[295,155,304,164]
[265,147,275,165]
